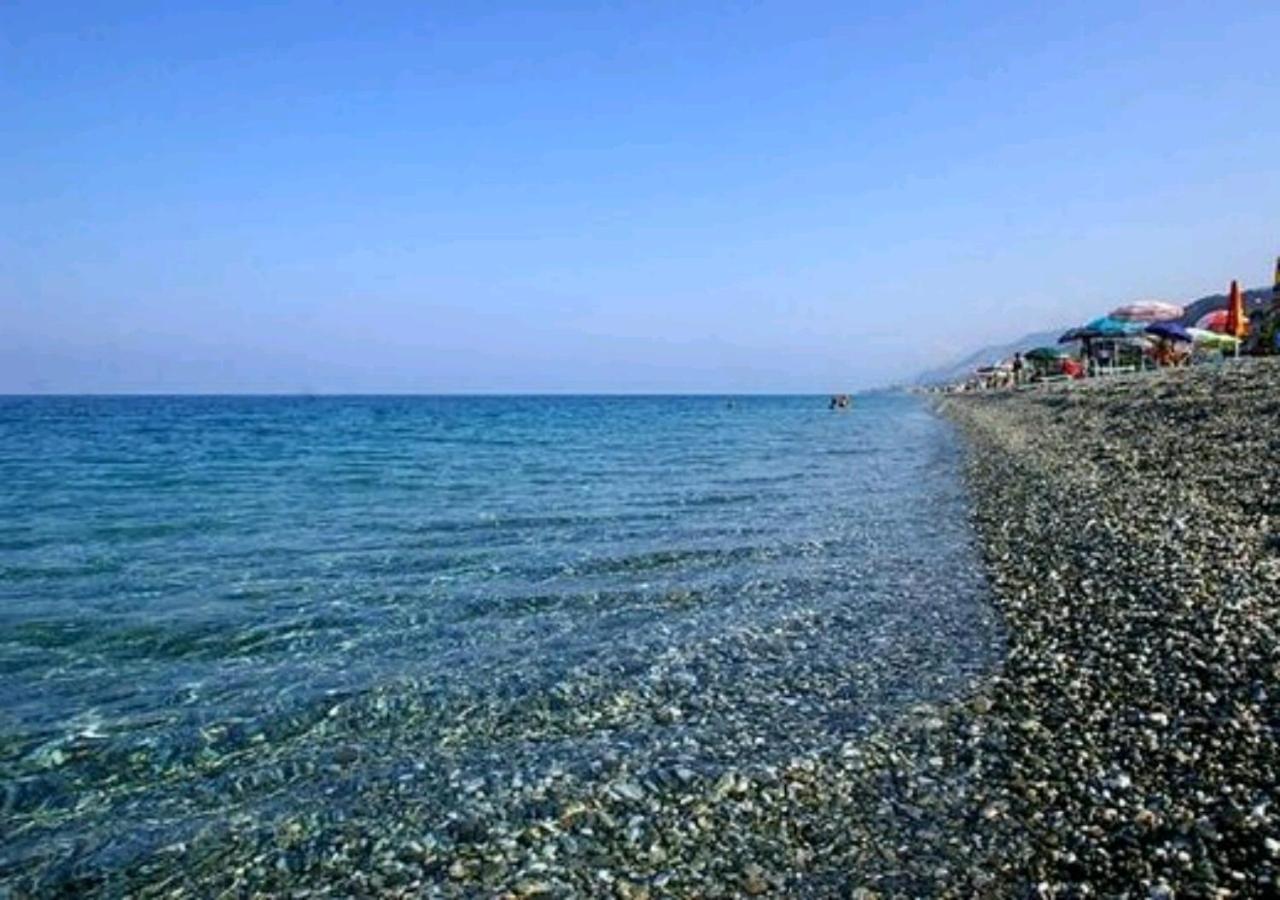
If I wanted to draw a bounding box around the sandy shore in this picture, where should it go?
[21,364,1280,897]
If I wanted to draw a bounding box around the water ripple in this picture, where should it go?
[0,393,1001,886]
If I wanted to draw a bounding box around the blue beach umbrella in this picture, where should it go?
[1060,318,1142,343]
[1145,322,1191,343]
[1081,316,1147,338]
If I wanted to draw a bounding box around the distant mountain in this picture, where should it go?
[914,285,1275,386]
[913,327,1068,386]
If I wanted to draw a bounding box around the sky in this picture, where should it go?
[4,0,1279,393]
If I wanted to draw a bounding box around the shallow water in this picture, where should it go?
[0,394,1000,886]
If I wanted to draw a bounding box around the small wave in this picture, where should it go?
[4,612,364,663]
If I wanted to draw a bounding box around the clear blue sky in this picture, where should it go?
[4,1,1279,392]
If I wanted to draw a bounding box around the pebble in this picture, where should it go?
[10,361,1280,897]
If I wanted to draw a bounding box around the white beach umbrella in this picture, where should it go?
[1109,300,1184,322]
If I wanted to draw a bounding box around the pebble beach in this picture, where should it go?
[394,361,1280,898]
[9,2,1280,895]
[6,366,1280,897]
[922,359,1280,897]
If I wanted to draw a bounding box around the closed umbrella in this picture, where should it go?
[1224,279,1248,339]
[1110,300,1184,322]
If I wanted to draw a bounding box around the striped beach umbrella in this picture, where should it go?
[1109,300,1184,322]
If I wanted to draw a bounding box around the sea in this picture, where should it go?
[0,393,1001,887]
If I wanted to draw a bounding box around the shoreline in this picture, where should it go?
[11,369,1279,896]
[927,359,1280,895]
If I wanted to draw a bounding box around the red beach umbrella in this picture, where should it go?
[1196,309,1229,333]
[1224,279,1248,339]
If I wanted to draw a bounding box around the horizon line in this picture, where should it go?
[0,389,900,399]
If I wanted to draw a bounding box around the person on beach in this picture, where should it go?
[1095,343,1113,372]
[1151,338,1176,367]
[1011,352,1024,386]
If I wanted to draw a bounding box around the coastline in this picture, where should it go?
[12,369,1279,896]
[927,359,1280,895]
[398,363,1279,897]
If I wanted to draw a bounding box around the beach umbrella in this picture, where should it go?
[1024,346,1067,361]
[1187,327,1240,350]
[1110,300,1184,322]
[1224,279,1249,339]
[1080,316,1148,338]
[1196,309,1229,333]
[1058,327,1090,343]
[1145,322,1191,343]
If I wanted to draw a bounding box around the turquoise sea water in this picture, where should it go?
[0,394,1000,887]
